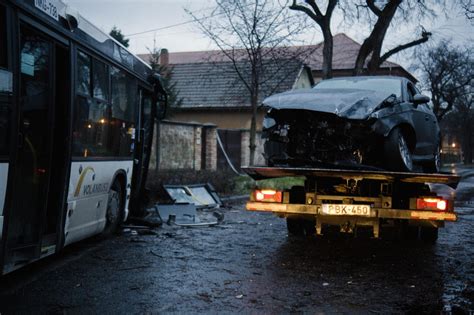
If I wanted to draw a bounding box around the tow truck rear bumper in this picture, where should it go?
[247,201,457,237]
[246,202,457,222]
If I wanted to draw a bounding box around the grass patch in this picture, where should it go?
[146,170,305,201]
[233,175,305,195]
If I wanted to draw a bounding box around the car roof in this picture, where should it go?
[321,76,411,84]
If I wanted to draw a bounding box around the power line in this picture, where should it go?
[125,5,219,37]
[125,3,254,37]
[125,20,199,37]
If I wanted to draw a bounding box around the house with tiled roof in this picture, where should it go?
[139,33,416,167]
[138,33,415,129]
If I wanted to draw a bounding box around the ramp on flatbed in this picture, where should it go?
[242,166,461,188]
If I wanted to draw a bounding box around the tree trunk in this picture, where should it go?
[354,38,373,75]
[353,0,401,75]
[321,22,333,79]
[249,92,258,166]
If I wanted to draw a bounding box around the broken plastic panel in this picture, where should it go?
[163,183,222,209]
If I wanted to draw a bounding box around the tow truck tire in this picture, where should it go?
[103,180,124,236]
[287,218,304,236]
[402,225,419,240]
[385,127,414,172]
[286,218,315,237]
[420,227,438,243]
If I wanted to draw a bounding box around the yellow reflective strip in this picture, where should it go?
[73,166,95,197]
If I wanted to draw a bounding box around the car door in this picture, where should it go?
[406,82,433,156]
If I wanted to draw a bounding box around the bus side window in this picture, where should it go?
[93,58,108,101]
[111,66,136,156]
[0,4,9,156]
[0,99,8,156]
[0,5,6,69]
[77,51,91,96]
[73,52,137,158]
[73,51,112,158]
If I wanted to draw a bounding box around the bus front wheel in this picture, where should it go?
[104,180,124,236]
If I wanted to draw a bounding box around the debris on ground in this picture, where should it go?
[126,183,225,230]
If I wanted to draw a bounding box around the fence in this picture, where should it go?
[149,121,265,172]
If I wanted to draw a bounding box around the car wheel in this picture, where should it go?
[103,180,124,236]
[423,144,441,173]
[420,227,438,244]
[385,127,414,172]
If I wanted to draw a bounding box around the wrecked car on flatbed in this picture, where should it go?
[249,76,456,241]
[262,76,439,173]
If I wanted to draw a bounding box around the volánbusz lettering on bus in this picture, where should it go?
[82,183,109,196]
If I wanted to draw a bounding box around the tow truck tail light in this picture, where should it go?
[254,189,283,203]
[416,198,447,211]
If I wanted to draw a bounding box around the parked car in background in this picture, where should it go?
[262,76,440,173]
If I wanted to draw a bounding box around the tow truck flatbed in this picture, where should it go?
[242,166,460,188]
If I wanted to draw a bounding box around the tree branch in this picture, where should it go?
[326,0,338,19]
[366,0,382,16]
[289,0,322,24]
[379,31,431,65]
[305,0,324,17]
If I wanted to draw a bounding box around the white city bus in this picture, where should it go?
[0,0,166,274]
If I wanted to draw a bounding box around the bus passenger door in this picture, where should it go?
[130,89,154,216]
[4,24,69,268]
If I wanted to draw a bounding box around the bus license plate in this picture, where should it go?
[322,204,371,216]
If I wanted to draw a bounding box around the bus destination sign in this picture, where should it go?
[34,0,59,21]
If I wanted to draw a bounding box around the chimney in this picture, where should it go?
[160,48,169,67]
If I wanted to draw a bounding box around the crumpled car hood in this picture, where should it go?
[263,88,393,119]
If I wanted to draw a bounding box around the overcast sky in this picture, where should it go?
[64,0,473,70]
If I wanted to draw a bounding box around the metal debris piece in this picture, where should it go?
[155,204,219,227]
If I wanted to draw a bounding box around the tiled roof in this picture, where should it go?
[170,59,306,109]
[137,33,413,109]
[137,33,401,70]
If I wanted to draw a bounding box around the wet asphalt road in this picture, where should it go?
[0,171,473,313]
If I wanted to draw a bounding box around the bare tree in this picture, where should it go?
[441,92,474,163]
[289,0,338,79]
[187,0,311,166]
[347,0,438,75]
[460,0,473,20]
[415,41,473,163]
[415,41,473,121]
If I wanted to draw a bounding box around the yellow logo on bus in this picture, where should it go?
[73,166,95,197]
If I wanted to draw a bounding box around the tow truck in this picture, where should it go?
[244,166,460,242]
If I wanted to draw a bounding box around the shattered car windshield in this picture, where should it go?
[314,78,402,98]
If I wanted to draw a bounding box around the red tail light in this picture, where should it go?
[254,189,282,203]
[416,198,447,211]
